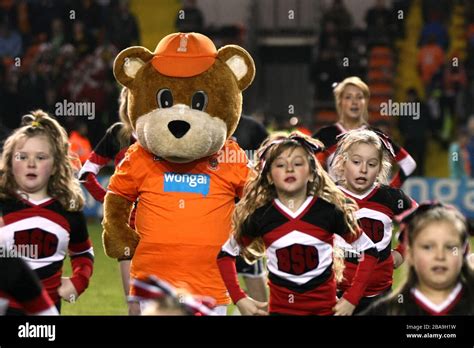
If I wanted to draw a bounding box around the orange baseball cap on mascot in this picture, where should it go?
[151,32,217,77]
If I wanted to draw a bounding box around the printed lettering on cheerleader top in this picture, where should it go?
[163,173,210,196]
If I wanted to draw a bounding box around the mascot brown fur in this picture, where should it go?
[102,32,255,306]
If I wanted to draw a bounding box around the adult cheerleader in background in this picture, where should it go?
[313,76,416,188]
[78,87,138,314]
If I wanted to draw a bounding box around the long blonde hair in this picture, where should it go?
[0,110,84,211]
[334,76,370,125]
[331,129,392,186]
[233,132,359,280]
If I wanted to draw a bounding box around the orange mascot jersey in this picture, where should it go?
[108,139,249,304]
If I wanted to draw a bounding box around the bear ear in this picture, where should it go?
[113,46,154,87]
[217,45,255,91]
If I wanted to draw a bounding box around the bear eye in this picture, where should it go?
[191,91,208,111]
[157,89,173,108]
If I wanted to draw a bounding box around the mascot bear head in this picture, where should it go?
[113,32,255,163]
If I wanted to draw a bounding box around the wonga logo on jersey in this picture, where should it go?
[163,173,210,196]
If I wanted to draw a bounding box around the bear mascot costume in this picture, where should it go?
[102,32,255,310]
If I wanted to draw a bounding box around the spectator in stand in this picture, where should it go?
[398,88,431,176]
[442,55,468,126]
[2,65,21,127]
[70,20,95,57]
[467,29,474,77]
[28,1,67,44]
[16,0,30,39]
[419,11,449,50]
[313,18,345,101]
[0,0,18,29]
[17,57,49,114]
[392,0,410,38]
[322,0,353,43]
[312,34,344,102]
[54,44,79,100]
[467,30,474,118]
[467,22,474,51]
[466,116,474,177]
[425,83,447,146]
[76,0,102,39]
[449,127,470,179]
[365,0,392,29]
[0,0,31,42]
[69,122,92,164]
[49,18,67,54]
[365,0,394,47]
[0,62,11,135]
[0,17,22,60]
[318,18,343,52]
[0,123,9,145]
[175,0,204,33]
[417,34,445,94]
[106,0,140,50]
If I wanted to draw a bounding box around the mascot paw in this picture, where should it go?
[102,192,140,259]
[103,226,139,259]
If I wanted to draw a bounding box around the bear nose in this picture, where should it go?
[168,120,191,139]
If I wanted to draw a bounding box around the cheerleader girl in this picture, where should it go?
[217,132,379,315]
[362,202,474,315]
[330,129,417,313]
[313,76,416,188]
[0,110,94,313]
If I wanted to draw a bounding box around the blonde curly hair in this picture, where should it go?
[0,110,84,211]
[331,129,392,187]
